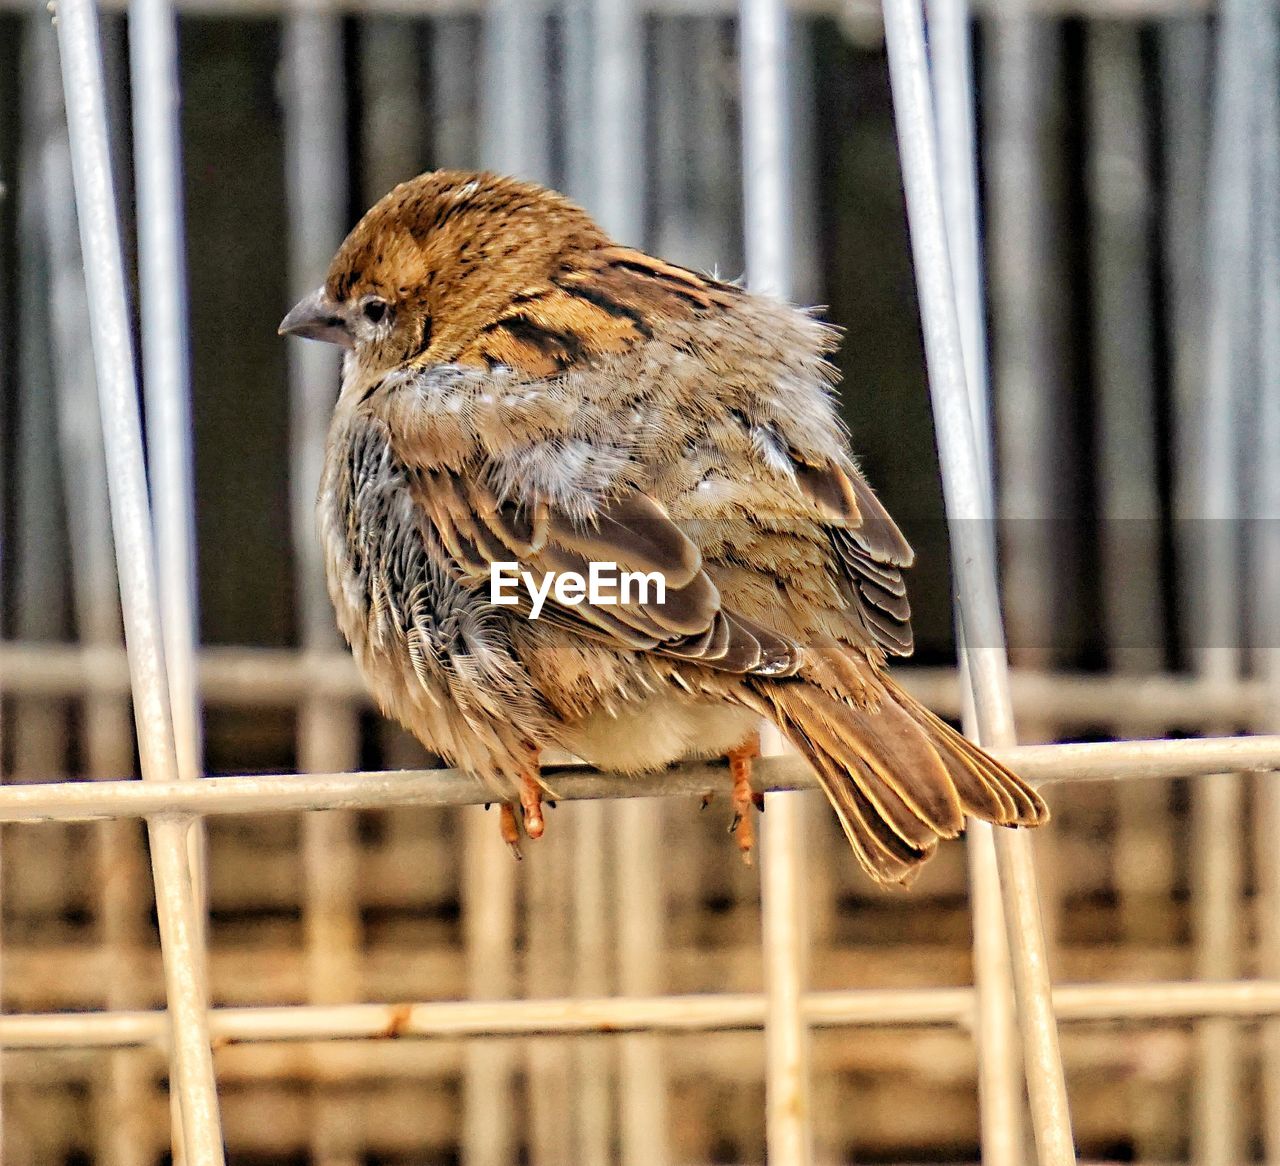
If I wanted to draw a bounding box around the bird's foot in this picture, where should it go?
[519,769,546,840]
[496,758,546,859]
[728,733,763,865]
[498,803,523,860]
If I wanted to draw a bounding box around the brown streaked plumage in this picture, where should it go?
[279,169,1048,884]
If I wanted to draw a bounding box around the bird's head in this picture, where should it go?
[278,169,609,378]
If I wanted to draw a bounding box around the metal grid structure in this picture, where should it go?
[1,0,1279,1161]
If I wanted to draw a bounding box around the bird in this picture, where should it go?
[279,168,1048,885]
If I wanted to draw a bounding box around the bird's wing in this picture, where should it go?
[824,468,916,657]
[388,242,917,661]
[409,464,804,677]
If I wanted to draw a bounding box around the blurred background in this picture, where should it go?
[0,0,1275,1162]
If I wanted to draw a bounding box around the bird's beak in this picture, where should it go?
[278,286,354,349]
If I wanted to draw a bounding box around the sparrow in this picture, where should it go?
[279,169,1048,884]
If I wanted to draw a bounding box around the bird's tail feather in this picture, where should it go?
[758,676,1048,885]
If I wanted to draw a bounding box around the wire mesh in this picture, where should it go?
[1,0,1277,1161]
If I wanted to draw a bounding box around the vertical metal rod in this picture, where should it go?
[652,15,738,274]
[129,13,210,1096]
[15,9,77,935]
[740,3,813,1163]
[926,0,990,492]
[480,0,552,187]
[360,17,424,195]
[1191,6,1258,1164]
[561,3,618,1157]
[52,0,224,1160]
[363,19,515,1166]
[926,4,1025,1161]
[881,2,1075,1162]
[1158,26,1211,1149]
[1085,22,1179,1160]
[591,3,671,1162]
[461,809,517,1166]
[982,4,1065,796]
[740,0,791,303]
[129,0,202,792]
[4,24,74,1161]
[1255,10,1280,1161]
[572,802,614,1164]
[478,6,554,1159]
[595,0,643,246]
[281,12,363,1166]
[561,1,596,205]
[41,20,154,1159]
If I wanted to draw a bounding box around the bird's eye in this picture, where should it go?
[361,298,389,325]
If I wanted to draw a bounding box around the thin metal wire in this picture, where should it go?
[280,12,366,1165]
[1190,6,1259,1163]
[0,0,1230,14]
[17,976,1280,1052]
[10,644,1280,727]
[1257,9,1280,1162]
[1085,23,1180,1160]
[126,34,210,1162]
[925,5,1024,1161]
[881,1,1076,1161]
[740,2,814,1161]
[480,0,552,186]
[0,733,1276,824]
[128,4,209,1067]
[477,9,551,1160]
[42,31,155,1160]
[129,0,202,792]
[589,6,672,1163]
[8,29,75,1156]
[982,0,1065,690]
[460,810,518,1166]
[980,0,1069,999]
[52,0,224,1159]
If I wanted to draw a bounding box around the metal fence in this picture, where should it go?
[1,0,1279,1162]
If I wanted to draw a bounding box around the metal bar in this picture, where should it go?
[1190,6,1259,1164]
[880,1,1076,1161]
[571,802,615,1163]
[1085,23,1180,1160]
[1257,8,1280,1162]
[460,809,518,1166]
[595,0,644,246]
[478,6,558,1157]
[52,0,225,1160]
[925,4,1024,1160]
[0,0,1224,15]
[128,18,210,1119]
[0,733,1277,822]
[18,977,1280,1052]
[280,12,364,1165]
[10,644,1280,728]
[129,0,202,791]
[983,0,1066,692]
[425,14,522,1156]
[126,25,209,1165]
[42,22,154,1160]
[7,29,75,1159]
[480,0,552,186]
[740,4,814,1162]
[590,5,670,1163]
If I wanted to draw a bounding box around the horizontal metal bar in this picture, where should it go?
[0,734,1278,824]
[0,0,1214,15]
[0,643,1269,728]
[7,979,1280,1052]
